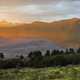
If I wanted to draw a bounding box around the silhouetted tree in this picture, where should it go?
[59,50,64,55]
[20,55,24,60]
[65,48,69,54]
[77,48,80,54]
[51,49,57,55]
[51,49,60,55]
[0,48,80,68]
[69,48,75,54]
[0,52,4,59]
[45,50,50,56]
[28,51,43,67]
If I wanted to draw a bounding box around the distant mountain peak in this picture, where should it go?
[0,20,15,27]
[67,18,80,22]
[32,21,48,24]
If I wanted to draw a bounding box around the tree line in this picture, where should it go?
[0,48,80,68]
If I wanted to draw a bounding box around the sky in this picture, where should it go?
[0,0,80,23]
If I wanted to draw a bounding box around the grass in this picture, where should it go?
[0,65,80,80]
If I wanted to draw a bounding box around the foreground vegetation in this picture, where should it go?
[0,48,80,80]
[0,65,80,80]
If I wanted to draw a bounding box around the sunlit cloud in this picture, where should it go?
[0,0,79,22]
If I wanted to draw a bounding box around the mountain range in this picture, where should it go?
[0,18,80,57]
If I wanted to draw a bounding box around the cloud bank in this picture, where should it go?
[0,0,79,22]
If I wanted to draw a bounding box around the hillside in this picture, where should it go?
[0,18,79,48]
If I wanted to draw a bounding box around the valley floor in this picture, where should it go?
[0,65,80,80]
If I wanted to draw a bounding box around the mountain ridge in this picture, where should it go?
[0,18,79,49]
[0,18,80,27]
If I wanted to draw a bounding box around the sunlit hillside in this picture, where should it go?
[0,18,79,48]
